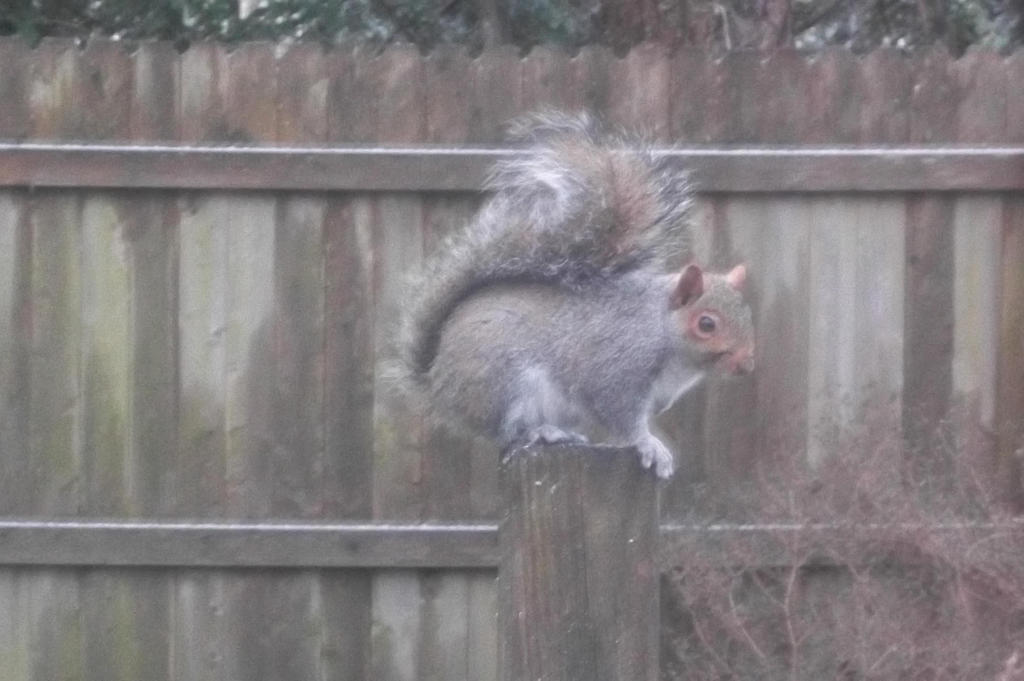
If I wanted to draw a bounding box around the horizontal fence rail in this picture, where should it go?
[0,520,1020,568]
[1,143,1023,192]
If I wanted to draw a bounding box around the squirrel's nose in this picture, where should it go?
[730,346,755,374]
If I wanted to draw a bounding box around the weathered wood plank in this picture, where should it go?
[743,198,811,465]
[276,42,328,145]
[72,40,132,141]
[997,198,1024,509]
[606,44,671,136]
[179,43,220,144]
[319,569,373,681]
[372,571,423,681]
[1008,51,1024,144]
[807,197,905,465]
[23,39,86,681]
[130,41,179,141]
[419,572,470,681]
[0,191,31,515]
[322,41,378,681]
[910,49,959,144]
[468,46,523,144]
[176,194,228,515]
[26,39,76,139]
[902,195,956,468]
[856,50,912,143]
[0,571,30,681]
[952,196,1001,430]
[0,39,31,139]
[467,571,499,681]
[952,50,1007,144]
[27,570,83,681]
[521,46,582,112]
[222,194,277,518]
[28,191,82,515]
[424,47,475,145]
[500,446,660,681]
[80,194,134,516]
[126,198,179,515]
[368,46,431,681]
[171,572,239,680]
[81,570,170,681]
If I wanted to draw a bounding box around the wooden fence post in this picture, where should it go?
[498,445,660,681]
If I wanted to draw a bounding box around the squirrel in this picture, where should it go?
[396,111,754,479]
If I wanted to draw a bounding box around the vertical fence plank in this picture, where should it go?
[751,51,812,143]
[909,49,958,144]
[952,198,1002,432]
[1008,51,1024,144]
[27,570,83,681]
[27,39,76,139]
[0,39,31,139]
[995,49,1019,499]
[807,197,905,465]
[78,46,177,681]
[179,43,223,144]
[322,196,375,519]
[521,46,584,112]
[28,191,83,515]
[903,195,956,472]
[173,41,237,681]
[0,191,30,515]
[261,196,327,517]
[606,44,670,135]
[277,42,328,145]
[469,46,524,143]
[668,49,708,142]
[322,44,377,681]
[998,199,1024,509]
[425,48,474,145]
[367,46,430,681]
[24,37,87,681]
[0,41,32,520]
[80,194,134,517]
[171,572,241,681]
[176,193,228,515]
[952,51,1007,145]
[222,194,277,518]
[856,49,912,143]
[73,40,132,141]
[131,42,179,141]
[81,569,171,681]
[0,571,29,681]
[0,190,30,681]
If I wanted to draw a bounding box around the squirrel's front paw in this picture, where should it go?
[637,436,674,479]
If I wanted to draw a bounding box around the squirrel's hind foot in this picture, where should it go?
[500,425,588,462]
[526,425,588,448]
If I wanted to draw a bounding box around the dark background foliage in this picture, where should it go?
[1,0,1021,53]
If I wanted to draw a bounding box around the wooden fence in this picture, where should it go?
[0,37,1021,680]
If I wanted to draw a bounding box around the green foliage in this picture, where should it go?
[0,0,480,48]
[0,0,1021,52]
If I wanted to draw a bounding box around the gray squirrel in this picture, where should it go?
[396,112,754,478]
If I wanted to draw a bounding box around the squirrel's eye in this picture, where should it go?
[698,315,717,334]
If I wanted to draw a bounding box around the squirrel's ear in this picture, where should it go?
[671,264,704,309]
[726,264,747,290]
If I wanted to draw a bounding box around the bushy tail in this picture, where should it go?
[398,111,694,388]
